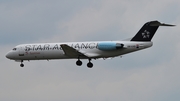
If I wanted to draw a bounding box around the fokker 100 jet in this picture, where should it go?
[6,21,175,68]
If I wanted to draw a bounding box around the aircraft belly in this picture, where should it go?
[19,50,65,60]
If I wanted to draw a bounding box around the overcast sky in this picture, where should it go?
[1,0,180,101]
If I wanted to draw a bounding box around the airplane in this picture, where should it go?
[6,21,175,68]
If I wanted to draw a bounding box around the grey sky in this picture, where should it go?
[1,0,180,101]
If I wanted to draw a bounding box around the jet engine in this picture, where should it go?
[97,42,124,51]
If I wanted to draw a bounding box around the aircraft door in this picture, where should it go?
[19,47,25,56]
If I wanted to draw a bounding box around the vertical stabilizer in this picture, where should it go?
[131,21,175,41]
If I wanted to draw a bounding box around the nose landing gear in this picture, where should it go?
[20,60,24,67]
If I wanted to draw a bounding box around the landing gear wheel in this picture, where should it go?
[76,60,82,66]
[87,62,93,68]
[20,63,24,67]
[20,60,24,67]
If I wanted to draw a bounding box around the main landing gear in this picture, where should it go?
[20,60,24,67]
[87,59,93,68]
[76,59,93,68]
[76,59,82,66]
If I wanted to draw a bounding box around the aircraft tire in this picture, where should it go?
[76,60,82,66]
[87,62,93,68]
[20,64,24,67]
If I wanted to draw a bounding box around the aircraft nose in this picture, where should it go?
[6,52,13,59]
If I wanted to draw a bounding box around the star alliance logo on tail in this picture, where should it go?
[142,30,150,38]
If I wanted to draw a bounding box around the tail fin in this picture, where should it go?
[131,21,175,41]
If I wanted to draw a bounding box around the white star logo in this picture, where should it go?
[142,30,150,38]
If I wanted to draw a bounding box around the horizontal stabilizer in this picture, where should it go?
[149,21,175,26]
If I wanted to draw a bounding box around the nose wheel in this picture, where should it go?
[20,60,24,67]
[20,63,24,67]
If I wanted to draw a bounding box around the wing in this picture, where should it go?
[60,44,100,58]
[60,44,87,58]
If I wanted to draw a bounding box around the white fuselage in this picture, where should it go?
[5,20,174,68]
[6,41,153,61]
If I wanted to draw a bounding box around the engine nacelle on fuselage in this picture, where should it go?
[97,42,124,51]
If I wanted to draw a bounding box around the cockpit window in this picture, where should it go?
[13,48,17,50]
